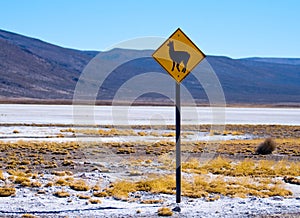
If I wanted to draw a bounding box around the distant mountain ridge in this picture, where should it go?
[241,57,300,65]
[0,29,299,105]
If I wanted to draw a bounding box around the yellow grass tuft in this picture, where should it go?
[52,171,67,176]
[203,156,232,174]
[138,131,148,136]
[129,171,143,176]
[54,178,70,186]
[31,174,38,179]
[13,130,20,134]
[141,199,163,204]
[62,160,74,166]
[31,181,42,188]
[283,176,300,185]
[77,194,91,199]
[0,187,16,197]
[105,172,293,199]
[93,191,108,197]
[69,179,89,191]
[60,128,75,133]
[92,185,101,191]
[89,198,102,204]
[20,159,31,165]
[106,180,136,200]
[14,176,31,184]
[116,147,136,154]
[136,175,175,195]
[183,157,300,178]
[205,195,221,202]
[234,159,255,176]
[21,214,37,218]
[182,158,200,170]
[161,132,176,137]
[0,170,4,180]
[157,207,173,216]
[145,159,152,164]
[53,190,70,198]
[72,128,137,136]
[7,170,28,177]
[45,181,54,187]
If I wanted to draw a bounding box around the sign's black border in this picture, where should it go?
[152,28,206,83]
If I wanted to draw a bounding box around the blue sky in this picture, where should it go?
[0,0,299,58]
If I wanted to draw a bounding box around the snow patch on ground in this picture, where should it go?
[0,172,299,217]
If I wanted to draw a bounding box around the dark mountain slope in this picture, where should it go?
[0,29,97,99]
[0,29,299,105]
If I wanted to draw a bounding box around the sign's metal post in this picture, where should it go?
[152,28,205,206]
[175,82,181,203]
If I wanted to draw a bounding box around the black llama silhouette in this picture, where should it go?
[167,41,190,73]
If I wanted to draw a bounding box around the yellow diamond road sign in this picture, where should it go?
[152,28,206,83]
